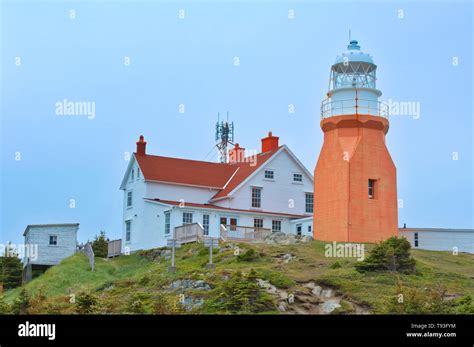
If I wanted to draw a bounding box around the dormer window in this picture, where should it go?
[131,169,135,181]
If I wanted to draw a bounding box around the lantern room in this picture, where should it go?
[322,40,388,119]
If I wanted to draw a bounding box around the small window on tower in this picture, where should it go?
[368,179,376,199]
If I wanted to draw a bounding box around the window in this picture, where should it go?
[272,220,281,233]
[251,187,262,208]
[125,220,131,241]
[368,179,376,199]
[131,169,135,181]
[127,191,133,207]
[264,170,274,180]
[308,225,312,233]
[137,168,140,179]
[203,214,210,235]
[293,173,303,182]
[254,218,263,230]
[296,224,302,236]
[414,232,419,247]
[49,235,57,246]
[183,212,193,225]
[305,193,314,213]
[164,212,171,235]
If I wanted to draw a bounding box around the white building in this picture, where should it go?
[399,227,474,254]
[22,223,79,281]
[119,133,314,252]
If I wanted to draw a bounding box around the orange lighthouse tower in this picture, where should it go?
[314,40,398,243]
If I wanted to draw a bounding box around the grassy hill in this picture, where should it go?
[3,240,474,314]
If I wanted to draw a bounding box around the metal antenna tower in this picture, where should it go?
[215,112,234,163]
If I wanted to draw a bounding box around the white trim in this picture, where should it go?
[119,155,137,190]
[144,179,223,190]
[209,146,313,202]
[144,199,305,219]
[290,216,314,224]
[222,167,240,190]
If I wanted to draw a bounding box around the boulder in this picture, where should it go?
[168,279,211,291]
[263,232,314,245]
[321,300,341,314]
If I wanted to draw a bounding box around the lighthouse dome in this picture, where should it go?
[334,40,375,65]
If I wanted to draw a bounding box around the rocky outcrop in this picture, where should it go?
[256,279,369,315]
[263,232,313,245]
[167,279,211,291]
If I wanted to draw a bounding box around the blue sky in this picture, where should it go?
[1,0,472,245]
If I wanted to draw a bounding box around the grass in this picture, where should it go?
[3,240,474,314]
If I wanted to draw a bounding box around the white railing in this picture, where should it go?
[220,224,271,242]
[321,98,389,119]
[174,223,205,244]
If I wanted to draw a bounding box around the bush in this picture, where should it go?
[153,293,185,314]
[381,278,451,314]
[12,288,30,315]
[0,244,23,289]
[75,292,98,314]
[206,270,275,313]
[355,237,416,273]
[127,292,153,314]
[236,248,259,262]
[452,295,474,314]
[92,230,109,258]
[0,295,11,314]
[330,261,342,269]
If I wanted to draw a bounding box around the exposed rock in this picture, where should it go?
[182,297,205,311]
[263,232,313,245]
[281,253,297,263]
[140,249,171,262]
[321,300,341,314]
[168,279,211,291]
[303,282,322,296]
[321,289,333,298]
[257,278,368,315]
[312,286,322,297]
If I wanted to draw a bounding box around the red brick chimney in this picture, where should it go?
[228,143,245,163]
[261,131,279,153]
[136,135,147,156]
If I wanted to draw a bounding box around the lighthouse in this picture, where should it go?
[313,40,398,243]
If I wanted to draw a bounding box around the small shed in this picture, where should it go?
[23,223,79,282]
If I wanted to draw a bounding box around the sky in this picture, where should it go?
[1,0,472,245]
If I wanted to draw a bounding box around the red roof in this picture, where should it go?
[146,198,306,218]
[135,155,237,189]
[135,147,281,199]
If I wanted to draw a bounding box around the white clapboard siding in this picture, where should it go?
[24,224,79,266]
[400,228,474,254]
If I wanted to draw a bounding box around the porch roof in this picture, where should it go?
[145,198,308,218]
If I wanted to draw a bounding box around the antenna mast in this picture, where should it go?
[215,112,234,163]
